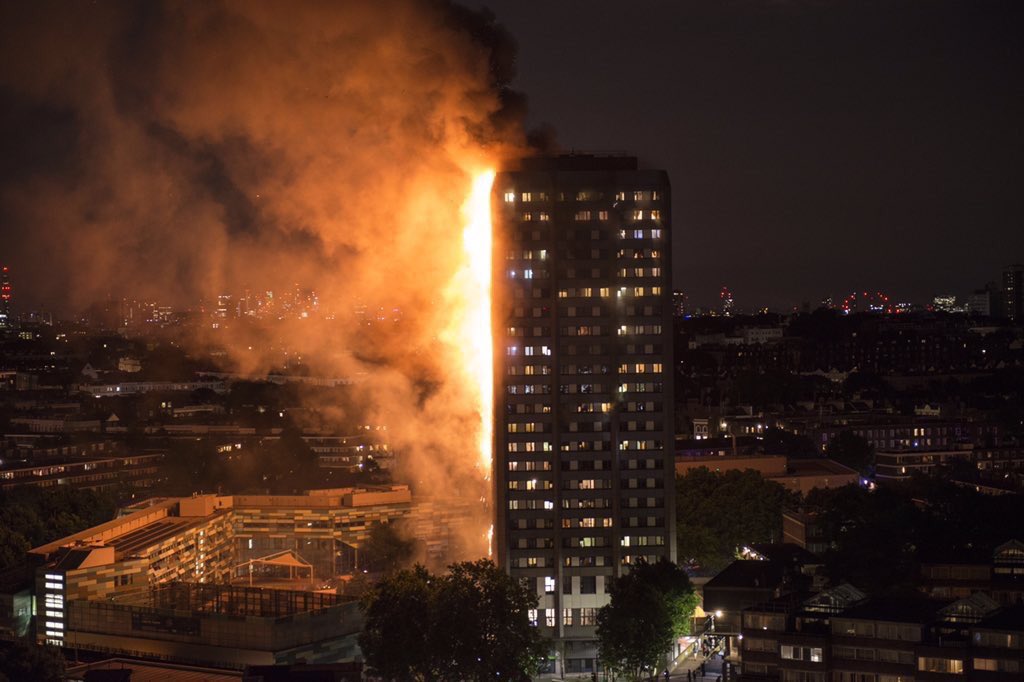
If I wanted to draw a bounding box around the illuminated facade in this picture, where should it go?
[23,487,471,667]
[1005,263,1023,321]
[493,155,676,675]
[0,266,10,325]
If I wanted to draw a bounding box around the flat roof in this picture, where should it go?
[67,658,241,681]
[107,516,215,558]
[839,596,949,623]
[785,459,858,476]
[976,605,1024,631]
[704,560,785,590]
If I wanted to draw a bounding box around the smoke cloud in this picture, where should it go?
[0,0,528,554]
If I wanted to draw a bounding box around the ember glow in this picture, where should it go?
[455,170,496,476]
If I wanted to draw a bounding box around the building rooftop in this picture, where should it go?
[785,458,859,477]
[975,604,1024,631]
[66,658,241,681]
[744,543,822,567]
[704,560,786,591]
[840,595,949,623]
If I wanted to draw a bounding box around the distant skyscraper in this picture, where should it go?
[672,290,688,317]
[493,154,676,676]
[0,266,11,325]
[967,289,992,316]
[932,295,958,313]
[720,286,734,316]
[1004,264,1023,321]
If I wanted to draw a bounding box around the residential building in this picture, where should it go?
[738,592,1024,681]
[0,453,163,492]
[875,446,975,481]
[675,451,858,496]
[493,154,676,675]
[5,486,474,669]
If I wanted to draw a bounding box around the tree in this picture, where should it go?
[359,565,437,681]
[804,484,921,592]
[597,558,698,681]
[0,638,65,682]
[360,559,548,681]
[676,468,797,573]
[359,521,417,573]
[0,487,119,570]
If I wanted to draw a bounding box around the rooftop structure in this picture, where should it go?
[12,486,476,669]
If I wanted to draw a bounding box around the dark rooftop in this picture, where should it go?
[976,605,1024,631]
[516,153,639,172]
[840,595,950,624]
[704,560,786,591]
[746,543,822,566]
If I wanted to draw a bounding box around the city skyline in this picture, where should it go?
[0,2,1023,678]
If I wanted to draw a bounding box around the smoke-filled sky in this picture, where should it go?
[0,0,528,525]
[470,0,1024,310]
[1,0,522,314]
[5,1,1022,314]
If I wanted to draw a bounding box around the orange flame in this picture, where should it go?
[460,170,496,476]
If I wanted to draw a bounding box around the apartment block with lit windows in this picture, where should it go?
[493,154,676,675]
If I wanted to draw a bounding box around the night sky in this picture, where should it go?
[1,1,1022,314]
[471,0,1024,310]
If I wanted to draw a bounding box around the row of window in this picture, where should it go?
[506,348,662,362]
[519,344,553,356]
[507,422,546,433]
[510,439,664,453]
[832,645,914,664]
[557,286,663,298]
[503,190,662,203]
[618,324,663,335]
[503,491,663,512]
[514,554,665,570]
[513,209,663,224]
[513,227,663,243]
[508,459,553,470]
[525,607,600,628]
[505,326,550,337]
[507,458,664,473]
[832,620,920,641]
[576,209,662,221]
[618,382,664,393]
[618,267,663,278]
[510,515,661,531]
[506,249,549,260]
[558,306,663,317]
[510,478,660,491]
[508,365,553,376]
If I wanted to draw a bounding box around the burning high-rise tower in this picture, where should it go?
[493,154,676,676]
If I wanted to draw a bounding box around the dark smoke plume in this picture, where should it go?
[0,0,530,553]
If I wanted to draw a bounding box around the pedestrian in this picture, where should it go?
[701,662,706,675]
[686,669,692,682]
[664,669,670,680]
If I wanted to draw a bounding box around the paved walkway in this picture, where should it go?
[664,649,726,682]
